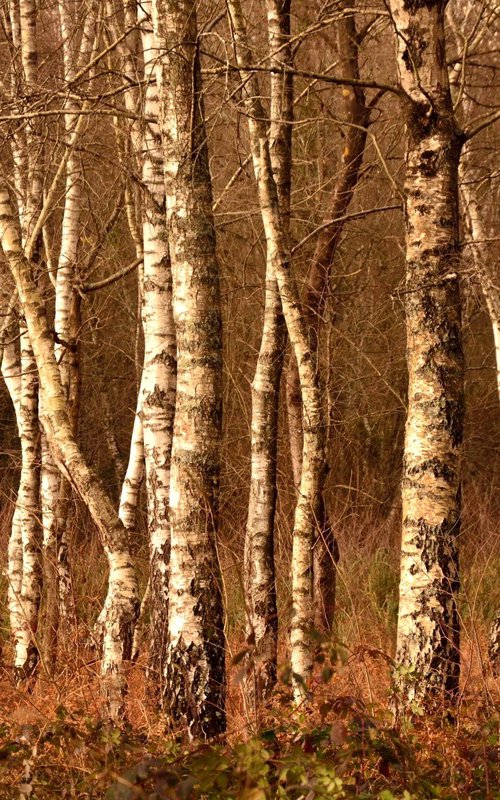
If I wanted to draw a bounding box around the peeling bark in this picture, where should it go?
[0,190,140,719]
[153,0,225,738]
[138,0,176,690]
[243,0,290,709]
[389,0,464,712]
[227,0,327,702]
[285,2,368,633]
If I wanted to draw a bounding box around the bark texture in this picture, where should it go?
[154,0,225,738]
[243,0,290,708]
[284,2,368,632]
[389,0,464,712]
[138,0,176,688]
[227,0,327,701]
[0,189,140,718]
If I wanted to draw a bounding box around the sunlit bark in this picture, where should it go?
[389,0,464,712]
[243,0,290,708]
[227,0,327,701]
[154,0,225,737]
[0,189,140,718]
[138,0,176,687]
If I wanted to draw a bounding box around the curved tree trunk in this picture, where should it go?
[154,0,225,738]
[285,1,369,633]
[227,0,327,702]
[389,0,464,713]
[243,0,291,709]
[0,189,140,719]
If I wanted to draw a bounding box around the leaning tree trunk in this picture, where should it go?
[242,0,291,709]
[227,0,327,702]
[153,0,225,738]
[389,0,464,713]
[0,188,140,719]
[284,1,369,633]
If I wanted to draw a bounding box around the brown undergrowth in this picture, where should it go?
[0,492,498,798]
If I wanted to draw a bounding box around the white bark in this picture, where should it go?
[138,2,176,685]
[227,0,327,701]
[0,189,140,718]
[15,324,42,678]
[154,0,225,738]
[243,0,290,707]
[389,0,464,712]
[1,314,24,668]
[119,408,144,531]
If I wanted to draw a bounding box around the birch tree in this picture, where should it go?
[0,190,140,718]
[137,0,176,686]
[227,0,327,701]
[286,0,371,632]
[388,0,464,711]
[242,0,291,708]
[3,0,44,678]
[1,310,41,679]
[153,0,225,737]
[40,1,98,668]
[103,0,176,679]
[448,1,500,675]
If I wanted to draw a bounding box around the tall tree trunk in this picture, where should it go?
[16,324,42,679]
[285,1,369,632]
[5,0,44,678]
[1,314,25,674]
[389,0,464,713]
[227,0,327,702]
[40,0,96,669]
[243,0,291,709]
[138,0,176,690]
[0,189,140,719]
[153,0,225,738]
[459,116,500,674]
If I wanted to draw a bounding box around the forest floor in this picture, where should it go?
[0,496,499,798]
[0,627,498,799]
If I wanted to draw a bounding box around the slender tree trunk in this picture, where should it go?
[119,409,144,531]
[5,0,44,678]
[227,0,327,701]
[138,0,176,690]
[2,313,42,678]
[1,314,25,672]
[243,0,291,708]
[285,2,368,632]
[389,0,464,712]
[458,112,500,674]
[154,0,225,738]
[16,325,42,678]
[0,189,140,719]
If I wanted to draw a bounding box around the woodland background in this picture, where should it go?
[0,0,499,797]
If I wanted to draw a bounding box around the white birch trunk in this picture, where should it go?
[15,324,42,678]
[119,410,144,531]
[389,0,464,712]
[137,1,176,687]
[227,0,327,701]
[1,315,24,668]
[154,0,226,738]
[243,0,290,707]
[0,190,140,718]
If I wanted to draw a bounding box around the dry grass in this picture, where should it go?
[0,483,499,797]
